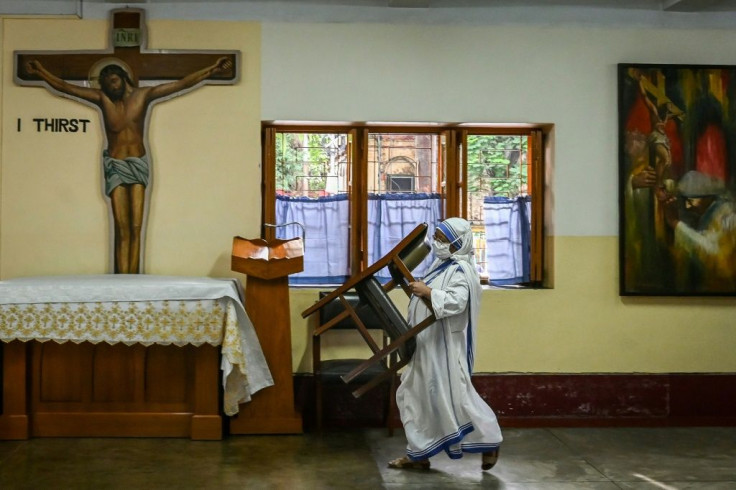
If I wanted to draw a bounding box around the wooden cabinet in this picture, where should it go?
[0,340,221,440]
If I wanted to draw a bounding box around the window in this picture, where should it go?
[386,175,414,192]
[463,131,539,285]
[262,123,545,287]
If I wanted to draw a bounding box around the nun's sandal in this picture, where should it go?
[387,456,430,470]
[481,448,500,471]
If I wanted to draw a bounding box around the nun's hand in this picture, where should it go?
[409,281,431,299]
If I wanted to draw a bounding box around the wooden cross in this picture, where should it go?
[628,67,684,121]
[12,8,239,275]
[15,8,238,87]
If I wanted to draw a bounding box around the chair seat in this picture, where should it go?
[320,358,388,382]
[355,276,415,361]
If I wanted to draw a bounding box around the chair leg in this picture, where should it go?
[313,333,323,433]
[315,375,323,433]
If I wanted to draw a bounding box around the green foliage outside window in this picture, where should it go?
[466,134,528,198]
[276,132,528,198]
[276,133,345,194]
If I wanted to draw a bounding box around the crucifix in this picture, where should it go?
[628,67,684,121]
[14,9,240,274]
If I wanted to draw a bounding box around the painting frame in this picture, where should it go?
[619,63,736,296]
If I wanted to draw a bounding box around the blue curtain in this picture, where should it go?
[276,193,441,286]
[276,194,350,285]
[277,193,528,286]
[483,196,531,285]
[367,193,442,281]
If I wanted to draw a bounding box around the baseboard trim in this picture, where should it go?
[294,373,736,429]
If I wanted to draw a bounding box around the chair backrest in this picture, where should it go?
[383,225,430,288]
[394,227,431,275]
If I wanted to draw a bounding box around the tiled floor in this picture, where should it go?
[1,427,735,489]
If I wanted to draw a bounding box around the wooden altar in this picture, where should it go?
[0,275,273,441]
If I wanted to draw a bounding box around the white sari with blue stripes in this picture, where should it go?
[396,256,502,461]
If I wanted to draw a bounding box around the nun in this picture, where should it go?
[389,217,503,471]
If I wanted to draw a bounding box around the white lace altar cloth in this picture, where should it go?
[0,275,274,416]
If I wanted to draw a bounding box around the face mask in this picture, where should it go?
[432,239,452,260]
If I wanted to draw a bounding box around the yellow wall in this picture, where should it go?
[290,236,736,374]
[0,16,261,278]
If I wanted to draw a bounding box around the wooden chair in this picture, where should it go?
[302,223,437,401]
[313,291,397,434]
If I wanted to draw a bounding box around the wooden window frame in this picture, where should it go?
[262,122,547,286]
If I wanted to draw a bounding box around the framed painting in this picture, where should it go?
[619,63,736,296]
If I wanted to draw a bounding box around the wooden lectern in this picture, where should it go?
[229,236,304,434]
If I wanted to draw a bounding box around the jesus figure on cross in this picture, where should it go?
[25,56,232,274]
